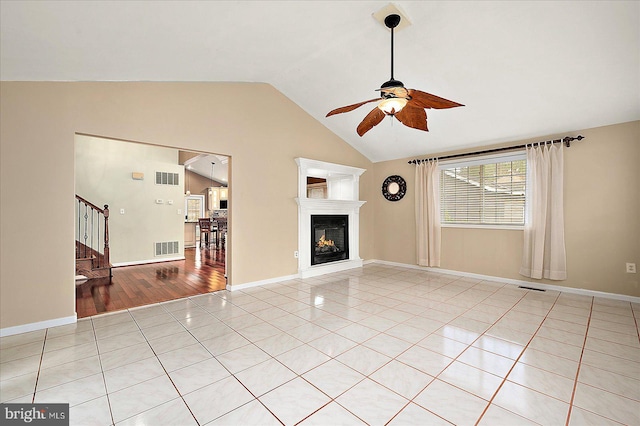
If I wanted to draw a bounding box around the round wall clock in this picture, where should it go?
[382,175,406,201]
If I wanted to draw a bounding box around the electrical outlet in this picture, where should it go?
[120,209,125,215]
[626,263,637,273]
[294,251,299,258]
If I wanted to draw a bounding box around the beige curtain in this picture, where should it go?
[520,143,567,280]
[415,160,441,267]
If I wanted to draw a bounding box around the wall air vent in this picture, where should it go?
[155,171,180,186]
[155,241,179,256]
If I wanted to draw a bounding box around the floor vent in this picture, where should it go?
[155,241,179,256]
[518,286,546,292]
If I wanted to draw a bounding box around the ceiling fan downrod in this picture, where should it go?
[382,14,403,90]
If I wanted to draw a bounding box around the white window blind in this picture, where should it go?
[440,153,527,226]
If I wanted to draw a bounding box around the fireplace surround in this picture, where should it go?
[295,158,366,278]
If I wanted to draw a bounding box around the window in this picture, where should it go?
[440,153,526,227]
[184,195,204,222]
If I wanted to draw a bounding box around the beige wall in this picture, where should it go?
[373,121,640,297]
[1,81,636,331]
[0,82,375,329]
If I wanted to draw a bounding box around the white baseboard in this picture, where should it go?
[370,259,640,303]
[7,260,636,337]
[0,314,77,337]
[230,259,640,303]
[228,273,300,292]
[299,259,363,279]
[112,256,185,267]
[229,259,363,291]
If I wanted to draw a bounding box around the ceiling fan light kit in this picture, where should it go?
[378,97,407,115]
[327,13,463,136]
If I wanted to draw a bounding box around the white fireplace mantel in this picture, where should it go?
[295,158,366,278]
[295,198,366,212]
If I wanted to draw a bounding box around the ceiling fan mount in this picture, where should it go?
[384,13,401,29]
[326,13,464,136]
[380,79,404,90]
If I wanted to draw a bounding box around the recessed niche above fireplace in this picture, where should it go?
[295,158,366,278]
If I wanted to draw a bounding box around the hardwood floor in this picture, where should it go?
[76,247,226,318]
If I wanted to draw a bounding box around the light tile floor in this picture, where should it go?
[1,264,639,425]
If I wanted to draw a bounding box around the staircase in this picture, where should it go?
[76,195,112,280]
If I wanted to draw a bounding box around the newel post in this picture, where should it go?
[103,205,110,267]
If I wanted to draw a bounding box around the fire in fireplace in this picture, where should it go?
[311,215,349,265]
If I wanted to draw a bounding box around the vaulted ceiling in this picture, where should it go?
[1,1,638,162]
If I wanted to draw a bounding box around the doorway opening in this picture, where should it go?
[74,134,231,317]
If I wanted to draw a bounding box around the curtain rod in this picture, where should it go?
[408,135,585,165]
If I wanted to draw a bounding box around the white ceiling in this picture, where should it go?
[184,153,229,185]
[1,1,638,162]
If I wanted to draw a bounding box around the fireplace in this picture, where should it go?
[311,215,349,265]
[295,158,366,278]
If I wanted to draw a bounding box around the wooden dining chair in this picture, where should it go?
[214,218,227,249]
[198,218,212,248]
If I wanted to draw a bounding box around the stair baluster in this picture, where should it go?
[75,195,112,279]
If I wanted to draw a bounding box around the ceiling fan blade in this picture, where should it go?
[357,107,386,136]
[407,89,464,109]
[326,98,380,117]
[395,105,429,132]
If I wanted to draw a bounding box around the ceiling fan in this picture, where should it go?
[326,14,464,136]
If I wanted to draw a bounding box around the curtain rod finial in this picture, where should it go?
[563,135,585,148]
